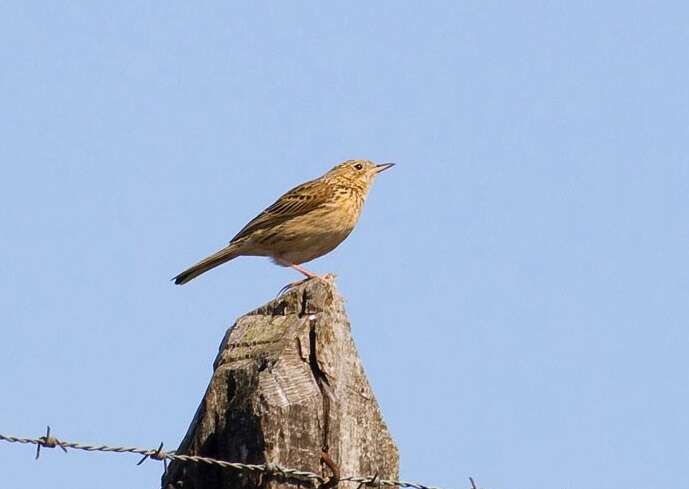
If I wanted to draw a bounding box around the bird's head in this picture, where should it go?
[324,160,395,190]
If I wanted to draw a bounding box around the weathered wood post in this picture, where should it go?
[162,277,399,489]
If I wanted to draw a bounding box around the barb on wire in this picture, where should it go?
[356,473,380,489]
[0,428,449,489]
[137,442,168,473]
[35,426,68,459]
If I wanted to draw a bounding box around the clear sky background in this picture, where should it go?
[1,2,688,489]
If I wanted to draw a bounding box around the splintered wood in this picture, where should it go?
[162,277,398,489]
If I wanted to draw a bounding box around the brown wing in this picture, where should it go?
[230,178,330,243]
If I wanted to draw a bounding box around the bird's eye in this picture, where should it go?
[354,163,364,170]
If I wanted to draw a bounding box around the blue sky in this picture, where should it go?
[1,2,688,488]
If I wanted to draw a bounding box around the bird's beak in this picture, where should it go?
[374,162,395,174]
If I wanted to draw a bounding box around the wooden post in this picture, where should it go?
[162,277,399,489]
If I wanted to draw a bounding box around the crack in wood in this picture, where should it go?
[308,317,331,453]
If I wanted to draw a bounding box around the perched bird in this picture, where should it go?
[173,159,394,285]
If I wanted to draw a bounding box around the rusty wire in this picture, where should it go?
[0,426,450,489]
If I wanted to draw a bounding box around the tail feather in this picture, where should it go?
[173,245,240,285]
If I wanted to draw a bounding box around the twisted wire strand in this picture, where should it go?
[0,430,445,489]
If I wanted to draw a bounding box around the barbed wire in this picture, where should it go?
[0,426,454,489]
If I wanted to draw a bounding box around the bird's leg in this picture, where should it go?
[274,258,318,278]
[289,263,318,278]
[275,259,326,296]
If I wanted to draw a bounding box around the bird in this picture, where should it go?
[173,159,395,285]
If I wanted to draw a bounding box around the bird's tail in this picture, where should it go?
[173,244,240,285]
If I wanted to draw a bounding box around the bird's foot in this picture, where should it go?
[276,273,336,297]
[273,259,335,296]
[277,278,310,297]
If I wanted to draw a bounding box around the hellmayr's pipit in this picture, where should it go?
[173,160,394,285]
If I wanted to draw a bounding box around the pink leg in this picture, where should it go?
[275,258,318,278]
[275,259,328,296]
[289,263,318,278]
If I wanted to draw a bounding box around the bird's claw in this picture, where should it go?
[276,274,336,297]
[277,278,311,297]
